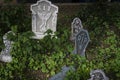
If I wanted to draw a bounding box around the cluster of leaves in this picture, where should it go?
[0,4,31,33]
[64,30,120,80]
[0,24,74,80]
[0,2,120,80]
[0,4,31,51]
[65,2,120,80]
[64,55,94,80]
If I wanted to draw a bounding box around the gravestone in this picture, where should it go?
[0,31,14,62]
[74,29,90,56]
[88,69,109,80]
[70,17,83,42]
[49,66,75,80]
[31,0,58,39]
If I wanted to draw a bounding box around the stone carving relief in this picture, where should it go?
[31,0,58,39]
[71,17,83,42]
[74,29,90,56]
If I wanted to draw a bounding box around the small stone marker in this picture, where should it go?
[88,69,109,80]
[31,0,58,39]
[74,29,90,56]
[0,31,14,62]
[70,17,83,42]
[49,66,75,80]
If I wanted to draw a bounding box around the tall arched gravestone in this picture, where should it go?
[75,29,90,56]
[31,0,58,39]
[70,17,83,42]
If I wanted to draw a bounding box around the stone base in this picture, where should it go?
[0,55,12,62]
[32,32,56,39]
[32,34,46,39]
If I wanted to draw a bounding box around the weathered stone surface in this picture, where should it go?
[74,29,90,56]
[70,17,83,42]
[49,66,75,80]
[88,69,109,80]
[31,0,58,39]
[0,31,14,62]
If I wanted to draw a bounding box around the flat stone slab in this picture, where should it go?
[49,66,75,80]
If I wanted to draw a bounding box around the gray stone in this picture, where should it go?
[49,66,75,80]
[31,0,58,39]
[0,31,14,62]
[70,17,83,42]
[88,69,109,80]
[74,29,90,56]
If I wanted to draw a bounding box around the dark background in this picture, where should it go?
[17,0,120,3]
